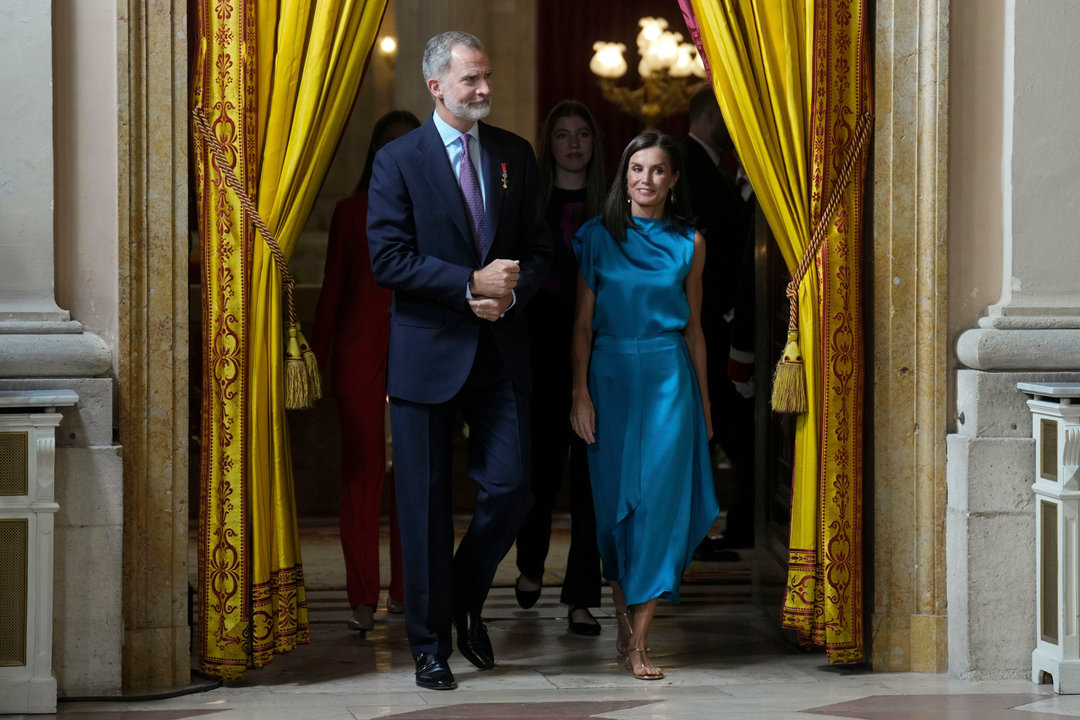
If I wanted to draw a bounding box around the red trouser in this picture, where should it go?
[337,383,403,608]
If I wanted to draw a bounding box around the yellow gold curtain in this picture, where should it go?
[687,0,871,663]
[193,0,388,678]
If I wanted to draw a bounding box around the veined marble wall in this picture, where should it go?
[115,0,190,692]
[870,0,950,672]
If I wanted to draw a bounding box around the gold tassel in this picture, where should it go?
[297,324,322,402]
[771,332,808,414]
[285,324,314,410]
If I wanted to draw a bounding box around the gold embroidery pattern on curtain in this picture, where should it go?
[193,0,257,680]
[772,111,872,414]
[779,0,872,663]
[192,105,322,410]
[194,0,388,679]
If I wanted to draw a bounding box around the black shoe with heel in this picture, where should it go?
[567,606,601,636]
[514,574,542,609]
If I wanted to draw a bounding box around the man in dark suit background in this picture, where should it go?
[679,86,756,555]
[367,30,550,691]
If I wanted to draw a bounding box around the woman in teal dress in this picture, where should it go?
[570,132,719,681]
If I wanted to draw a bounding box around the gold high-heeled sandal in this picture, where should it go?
[615,610,633,655]
[626,646,664,680]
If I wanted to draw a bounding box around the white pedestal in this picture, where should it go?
[1020,382,1080,693]
[0,390,77,714]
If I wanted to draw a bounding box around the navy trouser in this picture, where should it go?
[390,330,532,657]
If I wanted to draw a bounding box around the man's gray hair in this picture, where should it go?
[422,30,486,83]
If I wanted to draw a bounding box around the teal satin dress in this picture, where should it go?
[573,216,719,606]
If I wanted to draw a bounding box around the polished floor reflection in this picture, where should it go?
[41,521,1080,719]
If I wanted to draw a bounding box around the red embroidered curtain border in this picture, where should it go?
[192,0,261,679]
[787,0,870,663]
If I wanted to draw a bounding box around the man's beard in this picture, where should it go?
[446,95,491,122]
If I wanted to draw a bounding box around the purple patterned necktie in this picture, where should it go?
[458,133,486,257]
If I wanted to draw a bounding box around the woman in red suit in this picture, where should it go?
[313,110,421,634]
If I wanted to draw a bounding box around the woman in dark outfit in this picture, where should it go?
[513,100,606,635]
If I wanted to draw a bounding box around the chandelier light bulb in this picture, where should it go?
[637,16,668,51]
[669,42,698,78]
[590,41,628,79]
[651,31,681,68]
[638,54,655,80]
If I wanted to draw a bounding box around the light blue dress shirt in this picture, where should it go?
[432,111,486,208]
[430,111,514,311]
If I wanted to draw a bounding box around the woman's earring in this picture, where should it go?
[669,188,677,204]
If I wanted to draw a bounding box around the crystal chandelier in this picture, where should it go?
[590,17,707,131]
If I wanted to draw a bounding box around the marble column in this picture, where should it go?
[116,0,190,692]
[949,0,1080,680]
[870,0,950,672]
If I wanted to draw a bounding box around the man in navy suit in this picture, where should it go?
[367,30,551,691]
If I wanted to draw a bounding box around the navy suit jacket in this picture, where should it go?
[367,117,552,404]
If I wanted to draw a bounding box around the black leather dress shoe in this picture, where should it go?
[414,652,457,690]
[454,610,495,669]
[514,574,542,609]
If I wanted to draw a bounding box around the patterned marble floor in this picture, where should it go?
[35,523,1080,719]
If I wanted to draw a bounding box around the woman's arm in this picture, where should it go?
[570,269,597,444]
[683,231,713,440]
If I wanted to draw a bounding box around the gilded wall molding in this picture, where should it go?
[116,0,190,692]
[871,0,950,671]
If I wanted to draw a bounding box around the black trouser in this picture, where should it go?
[515,416,600,608]
[515,292,601,608]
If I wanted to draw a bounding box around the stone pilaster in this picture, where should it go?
[116,0,190,692]
[0,0,110,368]
[870,0,950,672]
[1,0,119,700]
[983,0,1080,326]
[0,1,66,324]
